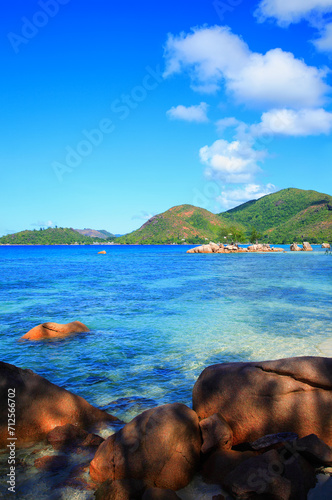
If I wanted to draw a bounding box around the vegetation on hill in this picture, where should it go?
[115,205,243,244]
[221,188,332,244]
[1,189,331,246]
[74,228,114,239]
[0,228,106,245]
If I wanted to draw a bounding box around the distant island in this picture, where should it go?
[1,188,331,245]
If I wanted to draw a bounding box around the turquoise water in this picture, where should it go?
[0,244,332,499]
[0,244,331,421]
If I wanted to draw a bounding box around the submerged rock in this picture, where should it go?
[21,320,89,340]
[47,423,104,450]
[90,403,201,490]
[98,250,107,254]
[0,361,118,447]
[193,356,332,446]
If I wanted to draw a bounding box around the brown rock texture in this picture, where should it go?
[290,243,301,251]
[0,361,118,447]
[21,321,90,340]
[302,241,313,251]
[222,448,316,500]
[202,449,257,485]
[90,403,201,490]
[199,413,233,454]
[193,356,332,446]
[322,243,331,249]
[98,250,107,254]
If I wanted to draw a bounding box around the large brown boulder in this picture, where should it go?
[192,356,332,446]
[302,241,313,251]
[21,321,89,340]
[90,403,201,490]
[0,361,118,447]
[322,243,331,249]
[290,243,301,251]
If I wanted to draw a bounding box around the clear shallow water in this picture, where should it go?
[0,244,331,419]
[0,244,331,499]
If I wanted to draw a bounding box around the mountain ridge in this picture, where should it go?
[1,188,331,245]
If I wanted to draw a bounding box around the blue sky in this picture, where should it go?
[1,0,332,235]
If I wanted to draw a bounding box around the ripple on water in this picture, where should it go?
[0,245,331,499]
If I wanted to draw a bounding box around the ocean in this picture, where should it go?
[0,244,331,499]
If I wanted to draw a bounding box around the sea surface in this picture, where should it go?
[0,244,331,499]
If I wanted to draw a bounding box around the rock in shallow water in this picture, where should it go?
[192,356,332,446]
[90,403,202,490]
[21,320,89,340]
[0,361,118,447]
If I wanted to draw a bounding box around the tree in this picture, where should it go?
[250,227,262,244]
[229,226,245,244]
[218,227,229,242]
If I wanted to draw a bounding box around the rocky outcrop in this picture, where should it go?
[187,242,284,254]
[202,433,332,499]
[290,243,301,251]
[90,403,201,490]
[0,361,118,447]
[223,448,316,500]
[21,321,89,340]
[291,242,314,251]
[302,241,313,251]
[192,356,332,446]
[98,250,107,254]
[322,243,331,249]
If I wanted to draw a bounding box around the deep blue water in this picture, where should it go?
[0,244,331,422]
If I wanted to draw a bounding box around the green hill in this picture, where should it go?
[0,227,106,245]
[221,188,332,244]
[74,228,114,239]
[116,205,237,244]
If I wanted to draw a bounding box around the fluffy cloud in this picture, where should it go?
[166,102,209,122]
[251,108,332,136]
[255,0,332,26]
[163,26,330,108]
[218,183,277,209]
[199,139,267,183]
[31,220,55,228]
[132,211,155,221]
[314,22,332,51]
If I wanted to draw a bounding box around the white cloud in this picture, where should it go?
[131,211,155,221]
[251,108,332,136]
[31,220,55,228]
[216,117,242,134]
[255,0,332,26]
[163,26,330,108]
[218,183,277,209]
[314,22,332,51]
[166,102,209,122]
[199,139,267,183]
